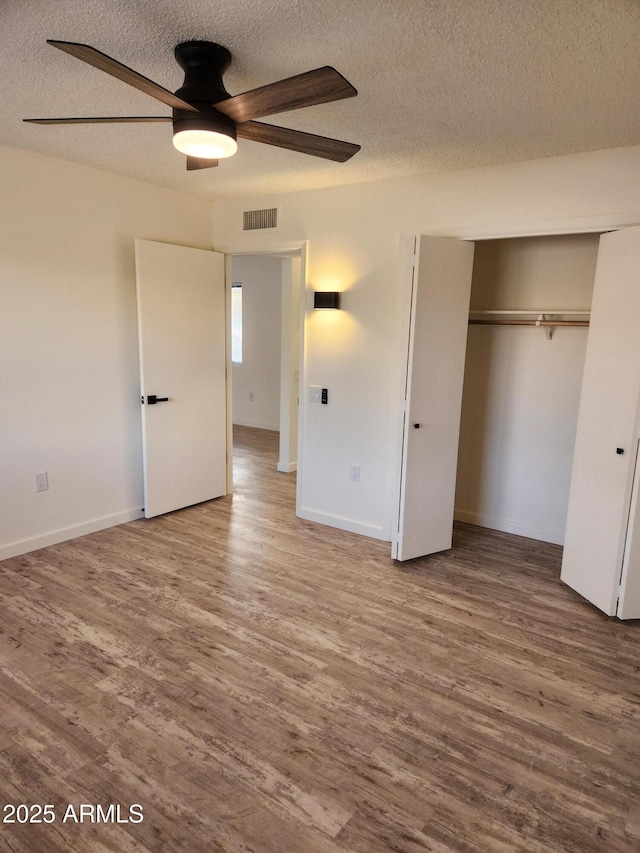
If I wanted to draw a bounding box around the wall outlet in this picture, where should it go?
[35,472,49,492]
[350,465,360,483]
[249,392,254,402]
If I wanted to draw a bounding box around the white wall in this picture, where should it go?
[455,235,598,544]
[0,144,214,559]
[231,254,282,430]
[212,145,640,542]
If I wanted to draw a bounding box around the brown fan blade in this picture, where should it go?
[214,67,356,123]
[23,116,171,124]
[47,40,198,112]
[186,156,218,170]
[237,121,360,162]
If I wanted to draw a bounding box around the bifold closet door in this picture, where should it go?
[393,235,475,561]
[618,440,640,619]
[561,225,640,617]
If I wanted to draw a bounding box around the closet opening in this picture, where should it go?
[454,233,600,546]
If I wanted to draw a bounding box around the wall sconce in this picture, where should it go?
[314,291,341,309]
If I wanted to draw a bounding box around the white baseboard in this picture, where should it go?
[233,418,280,431]
[0,508,144,562]
[297,506,388,541]
[277,461,297,473]
[454,509,565,546]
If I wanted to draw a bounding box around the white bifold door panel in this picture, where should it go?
[135,239,227,519]
[618,440,640,619]
[393,235,475,561]
[561,226,640,618]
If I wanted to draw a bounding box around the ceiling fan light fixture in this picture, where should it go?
[173,128,237,159]
[172,111,238,159]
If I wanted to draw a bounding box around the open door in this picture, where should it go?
[393,235,475,561]
[136,239,227,519]
[561,225,640,617]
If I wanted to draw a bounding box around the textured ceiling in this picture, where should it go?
[3,0,640,198]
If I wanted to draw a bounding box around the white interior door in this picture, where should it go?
[393,235,475,561]
[135,239,227,519]
[561,225,640,616]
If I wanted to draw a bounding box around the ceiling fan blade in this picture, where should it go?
[214,67,356,123]
[23,116,171,124]
[237,121,360,162]
[47,40,198,113]
[186,156,218,170]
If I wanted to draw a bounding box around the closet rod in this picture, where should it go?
[469,310,590,316]
[469,318,589,327]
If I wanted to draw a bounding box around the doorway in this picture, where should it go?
[228,251,302,492]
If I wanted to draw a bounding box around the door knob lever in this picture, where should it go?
[146,394,169,404]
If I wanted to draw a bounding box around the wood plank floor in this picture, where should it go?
[1,424,640,852]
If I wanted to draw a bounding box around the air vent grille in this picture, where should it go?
[243,208,278,230]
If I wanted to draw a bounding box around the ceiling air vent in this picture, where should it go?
[243,208,278,231]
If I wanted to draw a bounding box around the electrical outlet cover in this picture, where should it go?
[35,472,49,492]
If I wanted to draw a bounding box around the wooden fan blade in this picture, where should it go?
[214,67,356,123]
[23,116,171,124]
[237,121,360,162]
[186,156,218,170]
[47,40,198,113]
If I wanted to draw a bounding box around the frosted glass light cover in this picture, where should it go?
[173,129,237,159]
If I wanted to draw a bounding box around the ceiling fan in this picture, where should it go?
[24,40,361,170]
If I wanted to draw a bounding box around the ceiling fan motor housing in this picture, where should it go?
[174,41,232,107]
[172,40,237,145]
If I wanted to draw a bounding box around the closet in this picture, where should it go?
[455,234,598,547]
[394,226,640,620]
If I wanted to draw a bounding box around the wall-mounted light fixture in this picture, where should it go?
[313,291,341,309]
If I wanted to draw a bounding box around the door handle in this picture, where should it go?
[146,395,169,404]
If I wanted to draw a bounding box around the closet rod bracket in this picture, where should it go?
[537,314,554,341]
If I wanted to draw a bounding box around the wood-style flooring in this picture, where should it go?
[1,425,640,852]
